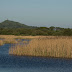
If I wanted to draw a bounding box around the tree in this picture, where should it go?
[63,28,72,36]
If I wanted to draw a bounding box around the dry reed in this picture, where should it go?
[0,35,41,39]
[3,38,18,44]
[9,36,72,58]
[0,40,4,46]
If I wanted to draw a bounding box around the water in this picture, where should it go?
[0,43,72,72]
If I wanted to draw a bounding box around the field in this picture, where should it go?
[8,35,72,58]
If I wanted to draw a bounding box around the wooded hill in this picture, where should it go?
[0,20,36,28]
[0,20,72,36]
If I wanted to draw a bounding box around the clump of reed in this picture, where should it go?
[0,40,4,46]
[23,41,28,43]
[3,38,18,44]
[9,36,72,58]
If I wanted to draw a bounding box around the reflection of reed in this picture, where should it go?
[9,36,72,58]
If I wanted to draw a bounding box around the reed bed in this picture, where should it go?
[0,40,4,46]
[23,40,28,43]
[0,35,72,39]
[3,38,18,44]
[9,36,72,58]
[0,35,41,39]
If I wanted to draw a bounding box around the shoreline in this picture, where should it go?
[9,54,72,60]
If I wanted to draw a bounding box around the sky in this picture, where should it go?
[0,0,72,28]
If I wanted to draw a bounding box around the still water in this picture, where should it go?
[0,43,72,72]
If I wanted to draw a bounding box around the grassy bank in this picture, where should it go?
[9,36,72,58]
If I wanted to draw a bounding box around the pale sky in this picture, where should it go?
[0,0,72,28]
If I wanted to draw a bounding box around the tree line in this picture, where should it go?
[0,26,72,36]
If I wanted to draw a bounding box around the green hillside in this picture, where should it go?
[0,20,35,28]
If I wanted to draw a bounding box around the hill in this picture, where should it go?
[0,20,36,28]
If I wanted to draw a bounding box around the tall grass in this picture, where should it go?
[0,40,4,46]
[3,38,18,44]
[0,35,40,39]
[9,36,72,58]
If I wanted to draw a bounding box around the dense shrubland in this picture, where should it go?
[0,27,72,36]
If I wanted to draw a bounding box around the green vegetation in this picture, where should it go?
[0,20,35,29]
[0,20,72,36]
